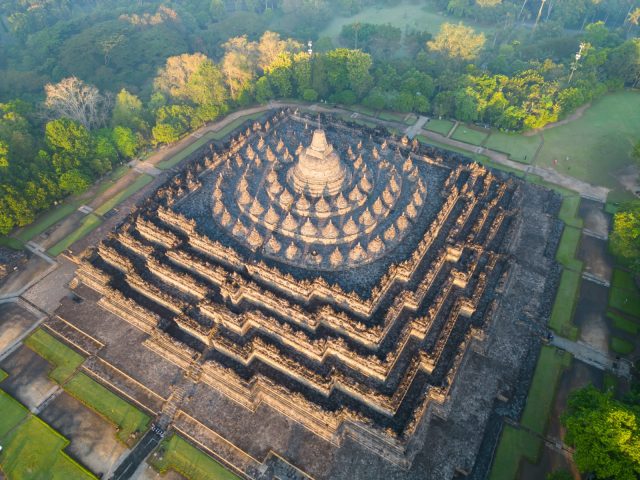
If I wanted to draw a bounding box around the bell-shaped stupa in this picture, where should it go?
[289,130,346,196]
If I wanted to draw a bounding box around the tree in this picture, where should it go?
[45,118,91,159]
[476,0,502,6]
[563,386,640,480]
[44,77,111,130]
[154,53,210,101]
[0,140,8,168]
[59,170,91,195]
[634,141,640,166]
[112,89,146,131]
[427,23,486,61]
[222,36,258,100]
[610,201,640,273]
[257,31,301,72]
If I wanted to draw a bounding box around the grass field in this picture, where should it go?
[450,125,489,145]
[47,213,103,257]
[156,135,213,170]
[520,347,571,435]
[489,425,542,480]
[608,310,640,334]
[151,434,240,480]
[0,389,28,438]
[484,131,541,164]
[24,329,84,383]
[0,368,7,382]
[536,91,640,197]
[377,111,412,124]
[557,195,584,229]
[64,373,150,444]
[320,1,494,41]
[424,119,455,136]
[0,414,96,479]
[549,269,581,340]
[208,112,268,142]
[611,269,639,293]
[14,202,82,244]
[556,226,583,272]
[610,336,635,355]
[609,286,640,317]
[94,174,153,216]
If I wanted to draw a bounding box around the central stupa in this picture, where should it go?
[289,129,347,196]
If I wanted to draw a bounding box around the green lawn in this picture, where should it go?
[424,119,455,136]
[207,112,268,142]
[156,135,213,170]
[320,2,494,41]
[556,226,583,272]
[610,336,635,355]
[346,104,377,117]
[150,434,240,480]
[94,174,153,216]
[609,286,640,318]
[24,329,84,383]
[450,125,489,145]
[0,389,29,438]
[0,414,96,480]
[536,91,640,197]
[47,213,103,257]
[484,131,541,164]
[520,347,572,435]
[0,368,7,382]
[13,202,82,244]
[64,373,150,444]
[489,425,542,480]
[607,310,640,335]
[549,269,581,340]
[611,269,639,293]
[377,110,409,123]
[557,195,584,229]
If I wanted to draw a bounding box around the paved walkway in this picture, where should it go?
[551,335,631,378]
[404,115,428,139]
[412,128,609,202]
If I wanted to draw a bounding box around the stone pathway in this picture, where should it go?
[550,335,631,378]
[404,115,428,139]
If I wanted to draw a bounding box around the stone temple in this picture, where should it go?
[49,109,563,479]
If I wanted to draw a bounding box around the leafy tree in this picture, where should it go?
[254,76,274,103]
[610,201,640,273]
[427,23,486,60]
[0,140,8,168]
[59,169,91,195]
[634,141,640,166]
[563,386,640,480]
[112,125,140,159]
[45,118,91,159]
[112,89,146,131]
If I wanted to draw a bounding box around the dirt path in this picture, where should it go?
[413,127,609,201]
[523,102,592,136]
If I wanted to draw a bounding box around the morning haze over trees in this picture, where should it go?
[0,0,638,238]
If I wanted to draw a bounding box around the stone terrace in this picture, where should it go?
[47,110,563,479]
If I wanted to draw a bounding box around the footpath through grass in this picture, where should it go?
[484,131,541,164]
[536,91,640,195]
[0,386,96,479]
[94,173,153,216]
[151,434,240,480]
[47,213,103,257]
